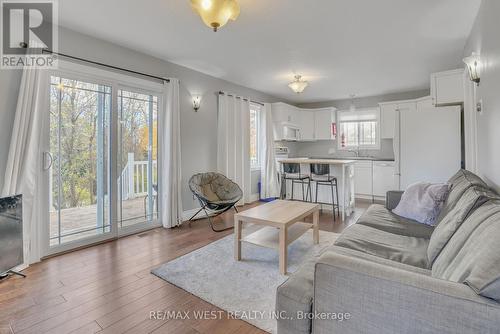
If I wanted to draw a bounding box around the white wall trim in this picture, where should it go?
[463,72,478,173]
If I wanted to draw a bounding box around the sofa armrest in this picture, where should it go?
[313,251,500,334]
[385,190,404,210]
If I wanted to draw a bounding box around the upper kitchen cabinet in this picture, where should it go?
[271,103,336,141]
[314,108,336,140]
[272,102,300,124]
[430,69,465,107]
[379,100,416,139]
[379,104,397,139]
[297,109,316,141]
[416,96,434,112]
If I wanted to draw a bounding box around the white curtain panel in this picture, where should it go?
[259,103,280,198]
[2,67,49,266]
[159,78,183,228]
[217,93,252,204]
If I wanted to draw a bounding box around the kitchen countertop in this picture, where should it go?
[310,157,395,162]
[277,158,356,164]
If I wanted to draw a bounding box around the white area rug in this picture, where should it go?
[152,229,339,333]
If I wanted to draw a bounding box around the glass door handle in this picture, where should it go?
[43,152,53,170]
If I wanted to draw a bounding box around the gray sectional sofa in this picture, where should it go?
[276,170,500,334]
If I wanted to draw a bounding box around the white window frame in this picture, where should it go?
[250,103,262,170]
[337,108,381,150]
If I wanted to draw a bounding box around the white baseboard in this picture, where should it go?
[182,193,260,221]
[249,193,260,202]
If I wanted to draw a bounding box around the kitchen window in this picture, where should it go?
[250,103,261,169]
[338,108,380,149]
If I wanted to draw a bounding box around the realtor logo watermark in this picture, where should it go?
[1,0,58,69]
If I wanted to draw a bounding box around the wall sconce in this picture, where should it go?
[192,95,202,111]
[463,52,481,86]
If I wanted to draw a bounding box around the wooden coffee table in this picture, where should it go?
[234,200,320,274]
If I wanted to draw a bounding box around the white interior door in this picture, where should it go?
[400,107,461,188]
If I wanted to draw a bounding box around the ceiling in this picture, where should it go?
[57,0,481,103]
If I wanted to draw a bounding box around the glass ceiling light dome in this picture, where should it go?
[288,75,309,94]
[191,0,240,32]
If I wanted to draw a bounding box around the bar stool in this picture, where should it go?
[310,164,340,221]
[280,163,311,201]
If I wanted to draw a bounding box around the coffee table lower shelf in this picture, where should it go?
[241,222,313,250]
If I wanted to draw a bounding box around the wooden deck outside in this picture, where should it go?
[50,197,156,245]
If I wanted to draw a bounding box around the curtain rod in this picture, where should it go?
[218,91,264,106]
[42,50,170,83]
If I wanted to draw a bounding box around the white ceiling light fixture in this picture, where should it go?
[463,52,481,85]
[190,0,240,32]
[288,75,309,94]
[349,94,356,112]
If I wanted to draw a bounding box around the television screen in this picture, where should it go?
[0,195,23,274]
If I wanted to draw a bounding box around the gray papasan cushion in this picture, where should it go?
[189,172,243,204]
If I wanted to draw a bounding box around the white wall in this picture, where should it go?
[464,0,500,192]
[0,27,285,210]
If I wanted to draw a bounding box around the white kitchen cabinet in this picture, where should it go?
[272,102,299,124]
[379,101,416,139]
[297,109,315,141]
[430,69,465,106]
[380,104,397,139]
[396,101,417,113]
[314,108,336,140]
[354,161,373,199]
[416,96,434,112]
[372,161,398,197]
[272,102,315,141]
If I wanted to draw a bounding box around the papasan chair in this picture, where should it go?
[188,172,243,232]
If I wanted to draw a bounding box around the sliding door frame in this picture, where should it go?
[116,84,162,236]
[41,60,163,258]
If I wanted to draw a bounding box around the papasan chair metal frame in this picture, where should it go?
[188,172,243,232]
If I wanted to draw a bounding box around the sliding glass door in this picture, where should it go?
[48,75,111,246]
[117,89,158,230]
[42,62,163,255]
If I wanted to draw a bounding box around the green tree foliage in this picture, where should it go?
[50,78,157,210]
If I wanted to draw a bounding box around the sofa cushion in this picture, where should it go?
[356,204,434,239]
[334,223,430,268]
[436,169,488,223]
[427,186,493,265]
[326,245,432,276]
[432,200,500,301]
[276,247,322,334]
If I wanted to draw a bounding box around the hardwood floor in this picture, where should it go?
[0,200,371,334]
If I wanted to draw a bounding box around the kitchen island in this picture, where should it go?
[277,158,356,220]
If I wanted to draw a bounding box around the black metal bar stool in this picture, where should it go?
[310,164,340,221]
[280,163,311,201]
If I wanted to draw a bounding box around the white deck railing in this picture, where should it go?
[120,153,157,200]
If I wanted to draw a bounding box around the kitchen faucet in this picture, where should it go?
[348,148,360,157]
